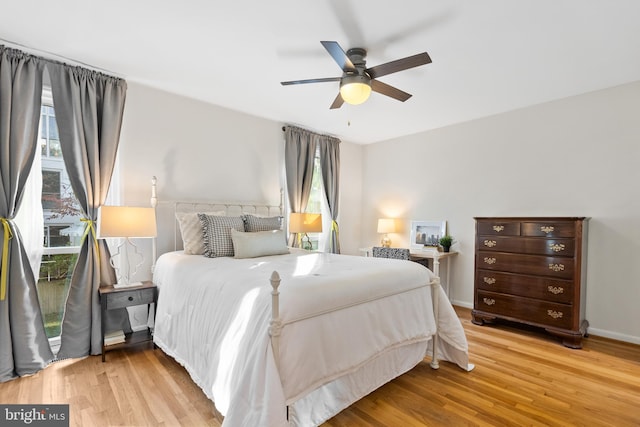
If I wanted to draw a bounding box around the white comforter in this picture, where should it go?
[153,250,470,427]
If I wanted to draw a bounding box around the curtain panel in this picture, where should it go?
[318,137,341,253]
[48,63,129,359]
[284,126,318,247]
[284,125,341,252]
[0,45,54,382]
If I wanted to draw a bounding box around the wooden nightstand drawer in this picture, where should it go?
[475,270,574,304]
[477,221,521,236]
[521,221,576,238]
[477,251,575,279]
[477,236,575,256]
[476,290,573,330]
[106,287,155,309]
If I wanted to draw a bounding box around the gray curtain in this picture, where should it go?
[318,136,341,253]
[284,126,318,247]
[48,63,129,359]
[0,46,54,382]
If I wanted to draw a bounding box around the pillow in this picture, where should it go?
[198,214,246,257]
[231,229,289,259]
[242,214,283,232]
[175,211,226,255]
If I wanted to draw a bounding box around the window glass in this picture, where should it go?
[37,91,81,339]
[303,150,326,251]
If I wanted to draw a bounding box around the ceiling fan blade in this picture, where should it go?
[321,41,356,72]
[366,52,432,79]
[329,93,344,109]
[281,77,341,86]
[371,80,412,102]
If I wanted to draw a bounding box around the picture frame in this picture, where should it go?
[410,220,447,249]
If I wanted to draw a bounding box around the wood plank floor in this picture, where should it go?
[1,307,639,426]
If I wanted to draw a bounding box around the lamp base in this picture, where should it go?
[302,233,313,251]
[381,235,391,248]
[113,281,144,289]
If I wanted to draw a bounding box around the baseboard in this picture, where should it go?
[451,299,473,309]
[131,324,150,333]
[587,328,640,345]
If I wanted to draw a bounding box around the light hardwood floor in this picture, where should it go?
[1,307,639,426]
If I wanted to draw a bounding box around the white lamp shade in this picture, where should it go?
[98,206,157,238]
[377,218,396,234]
[340,81,372,105]
[289,212,322,233]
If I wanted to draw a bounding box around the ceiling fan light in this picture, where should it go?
[340,76,372,105]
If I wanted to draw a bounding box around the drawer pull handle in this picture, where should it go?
[547,310,563,319]
[492,225,504,232]
[548,285,564,295]
[548,263,565,272]
[483,298,496,306]
[549,243,566,252]
[484,277,496,285]
[128,296,134,301]
[484,240,497,248]
[483,257,497,265]
[540,226,555,233]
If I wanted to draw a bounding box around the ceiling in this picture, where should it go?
[2,0,640,144]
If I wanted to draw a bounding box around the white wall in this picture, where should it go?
[361,81,640,344]
[117,81,364,269]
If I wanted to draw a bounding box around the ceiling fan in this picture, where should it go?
[281,41,432,109]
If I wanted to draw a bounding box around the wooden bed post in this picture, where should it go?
[430,277,441,370]
[269,271,282,373]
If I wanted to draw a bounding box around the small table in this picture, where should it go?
[409,249,458,299]
[99,281,158,362]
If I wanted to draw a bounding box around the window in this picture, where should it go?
[42,170,61,210]
[40,105,62,158]
[36,90,82,339]
[301,148,329,251]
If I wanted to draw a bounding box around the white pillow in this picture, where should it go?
[231,229,289,259]
[175,211,225,254]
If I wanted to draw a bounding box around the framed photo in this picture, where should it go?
[410,220,446,249]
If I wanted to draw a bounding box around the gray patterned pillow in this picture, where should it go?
[198,214,246,257]
[242,214,282,232]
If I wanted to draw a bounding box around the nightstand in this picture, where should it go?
[99,280,158,362]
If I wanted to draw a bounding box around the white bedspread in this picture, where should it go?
[153,250,470,427]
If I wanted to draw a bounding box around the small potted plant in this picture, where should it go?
[439,234,454,252]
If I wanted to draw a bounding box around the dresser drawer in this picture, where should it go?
[475,269,574,304]
[476,290,573,329]
[106,288,155,309]
[477,220,520,236]
[477,236,575,256]
[477,251,575,279]
[521,221,576,238]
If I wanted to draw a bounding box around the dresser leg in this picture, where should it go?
[545,328,585,349]
[471,310,496,326]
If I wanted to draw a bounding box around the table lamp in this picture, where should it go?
[289,212,322,250]
[377,218,396,248]
[98,206,157,288]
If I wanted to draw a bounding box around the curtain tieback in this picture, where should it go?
[331,219,339,233]
[81,218,100,263]
[330,220,340,251]
[0,217,13,301]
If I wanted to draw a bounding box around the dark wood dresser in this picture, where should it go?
[472,217,589,348]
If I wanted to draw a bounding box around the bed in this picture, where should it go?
[150,183,472,427]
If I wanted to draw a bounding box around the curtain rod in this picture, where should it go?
[0,37,122,77]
